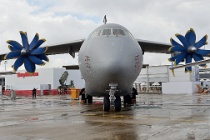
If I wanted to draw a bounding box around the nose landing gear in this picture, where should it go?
[103,83,121,112]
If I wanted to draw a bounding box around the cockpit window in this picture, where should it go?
[90,28,127,38]
[113,29,125,36]
[102,29,111,35]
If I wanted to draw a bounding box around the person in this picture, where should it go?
[64,87,67,94]
[58,87,61,95]
[79,88,86,103]
[131,87,138,103]
[32,88,37,99]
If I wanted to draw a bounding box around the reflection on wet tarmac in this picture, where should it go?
[0,94,210,140]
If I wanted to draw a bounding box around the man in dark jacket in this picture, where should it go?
[32,88,36,99]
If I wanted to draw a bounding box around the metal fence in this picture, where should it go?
[134,66,169,93]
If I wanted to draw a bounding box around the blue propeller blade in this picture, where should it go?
[29,33,39,51]
[8,45,21,52]
[192,54,203,62]
[31,47,48,55]
[185,55,192,72]
[192,54,206,67]
[24,58,36,73]
[185,28,196,46]
[169,45,186,52]
[168,56,176,62]
[195,35,208,49]
[175,34,189,48]
[190,53,206,69]
[175,52,187,65]
[199,64,207,67]
[196,49,210,56]
[37,54,49,62]
[12,56,24,72]
[185,66,192,72]
[28,56,45,65]
[31,39,46,50]
[4,51,21,59]
[7,40,23,50]
[20,31,29,50]
[168,52,186,64]
[170,38,183,47]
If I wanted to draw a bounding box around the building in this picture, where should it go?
[135,65,200,94]
[2,68,84,96]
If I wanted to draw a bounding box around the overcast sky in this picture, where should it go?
[0,0,210,71]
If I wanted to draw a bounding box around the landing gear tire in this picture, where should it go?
[123,94,132,107]
[103,96,110,111]
[87,95,93,104]
[115,96,121,112]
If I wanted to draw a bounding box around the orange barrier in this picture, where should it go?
[70,88,80,99]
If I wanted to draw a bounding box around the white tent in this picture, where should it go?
[200,79,205,82]
[152,82,160,86]
[140,82,147,86]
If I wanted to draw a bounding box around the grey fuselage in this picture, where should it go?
[78,23,143,96]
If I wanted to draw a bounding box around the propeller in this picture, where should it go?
[168,28,209,72]
[4,31,49,73]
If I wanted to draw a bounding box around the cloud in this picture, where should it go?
[1,0,210,71]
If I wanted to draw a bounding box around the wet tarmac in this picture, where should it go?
[0,93,210,140]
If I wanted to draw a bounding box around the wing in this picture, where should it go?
[63,65,80,70]
[136,39,171,53]
[0,39,85,61]
[45,39,84,58]
[0,38,173,62]
[0,54,4,61]
[0,71,16,75]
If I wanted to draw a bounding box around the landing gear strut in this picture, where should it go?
[103,83,121,112]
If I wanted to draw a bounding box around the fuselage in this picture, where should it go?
[78,23,143,96]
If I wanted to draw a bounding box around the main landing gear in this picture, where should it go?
[103,83,121,112]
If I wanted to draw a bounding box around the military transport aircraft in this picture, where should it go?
[52,24,171,112]
[0,20,171,112]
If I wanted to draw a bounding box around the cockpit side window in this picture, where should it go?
[91,30,101,38]
[95,30,101,36]
[102,29,111,36]
[126,31,135,40]
[113,29,125,36]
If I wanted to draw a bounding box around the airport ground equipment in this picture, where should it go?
[59,71,69,86]
[58,71,69,94]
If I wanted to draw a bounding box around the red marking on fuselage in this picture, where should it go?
[135,55,141,72]
[85,56,90,64]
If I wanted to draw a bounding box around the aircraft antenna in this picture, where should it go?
[103,15,107,24]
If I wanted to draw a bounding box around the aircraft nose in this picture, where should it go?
[103,60,125,79]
